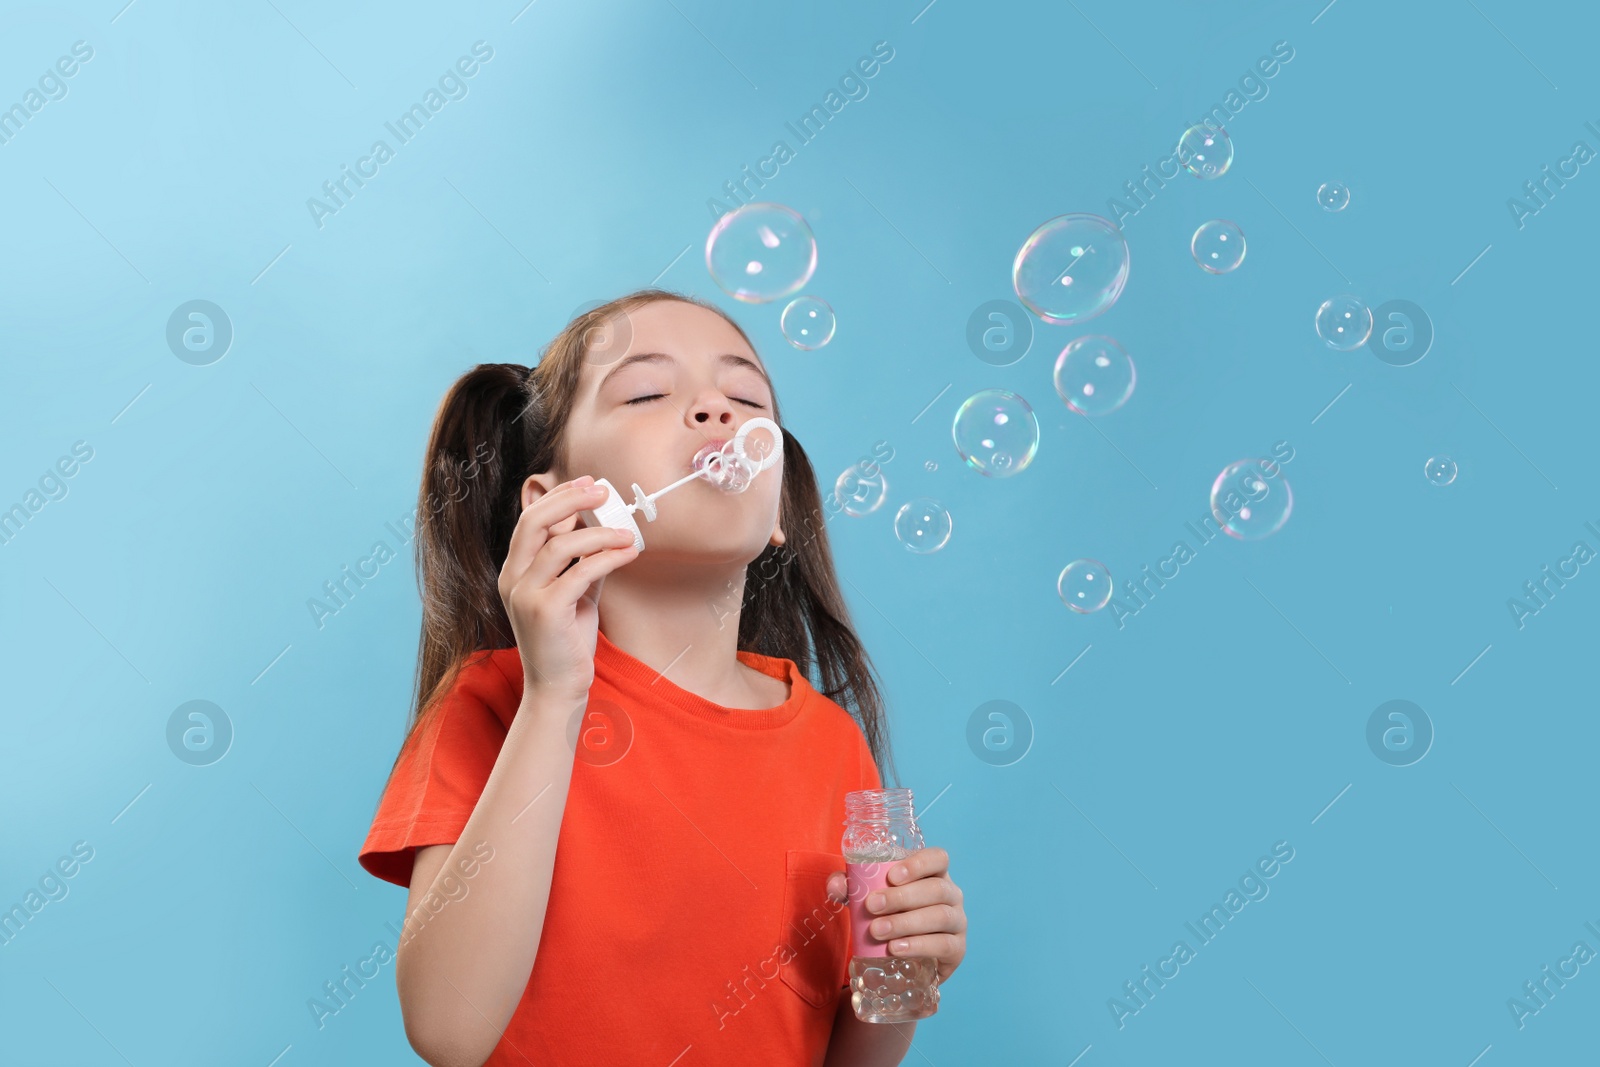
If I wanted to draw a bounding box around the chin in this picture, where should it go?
[638,531,771,566]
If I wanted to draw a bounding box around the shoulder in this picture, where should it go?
[797,677,872,754]
[459,648,524,719]
[798,682,880,787]
[400,646,524,755]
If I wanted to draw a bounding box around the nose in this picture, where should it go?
[689,398,738,438]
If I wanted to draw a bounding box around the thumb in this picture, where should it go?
[826,871,848,903]
[580,569,608,610]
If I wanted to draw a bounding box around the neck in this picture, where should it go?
[597,558,757,705]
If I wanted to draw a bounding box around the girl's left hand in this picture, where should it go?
[827,846,966,984]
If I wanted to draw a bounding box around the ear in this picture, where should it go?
[769,495,785,548]
[520,471,562,512]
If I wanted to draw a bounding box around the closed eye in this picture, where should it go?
[626,394,766,408]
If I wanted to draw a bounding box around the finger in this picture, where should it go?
[886,846,949,887]
[521,524,637,589]
[865,874,960,917]
[545,541,639,605]
[882,931,964,962]
[500,480,607,590]
[865,902,965,945]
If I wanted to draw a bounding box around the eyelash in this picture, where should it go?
[626,394,765,408]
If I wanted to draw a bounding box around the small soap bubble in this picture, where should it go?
[780,295,835,349]
[1177,124,1233,179]
[1057,559,1112,613]
[1424,455,1457,486]
[1053,336,1135,416]
[894,498,953,554]
[1315,295,1374,351]
[706,203,817,303]
[835,462,888,516]
[1317,181,1350,212]
[952,389,1040,478]
[695,443,754,492]
[708,453,755,492]
[1211,459,1293,540]
[924,460,937,472]
[1012,213,1130,324]
[1191,220,1246,274]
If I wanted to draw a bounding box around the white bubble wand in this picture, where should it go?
[578,417,783,553]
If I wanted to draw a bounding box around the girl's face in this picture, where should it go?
[539,299,784,565]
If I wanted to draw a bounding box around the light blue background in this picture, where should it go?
[4,0,1597,1063]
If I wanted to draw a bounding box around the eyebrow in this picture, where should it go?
[595,351,772,395]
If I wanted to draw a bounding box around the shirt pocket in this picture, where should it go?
[776,848,850,1010]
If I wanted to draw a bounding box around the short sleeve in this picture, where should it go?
[357,652,519,888]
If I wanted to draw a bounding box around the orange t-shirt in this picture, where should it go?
[358,628,884,1066]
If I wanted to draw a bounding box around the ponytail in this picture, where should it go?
[404,363,538,749]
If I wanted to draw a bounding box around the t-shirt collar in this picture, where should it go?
[593,628,808,730]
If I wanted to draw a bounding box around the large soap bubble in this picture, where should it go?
[780,295,835,349]
[1315,295,1374,351]
[1053,335,1135,416]
[1190,219,1246,274]
[952,389,1040,478]
[1210,459,1293,540]
[1058,559,1113,613]
[706,203,817,303]
[1012,213,1129,325]
[894,498,953,554]
[1317,181,1350,212]
[1177,124,1233,179]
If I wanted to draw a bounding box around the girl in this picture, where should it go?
[357,289,968,1066]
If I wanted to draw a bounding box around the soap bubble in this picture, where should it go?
[707,457,754,492]
[698,417,781,495]
[696,442,756,492]
[1315,295,1373,351]
[1191,220,1246,274]
[1210,459,1293,540]
[1177,124,1233,179]
[894,498,953,554]
[706,203,817,303]
[1057,559,1113,613]
[1424,455,1457,486]
[1317,181,1350,212]
[1012,213,1129,324]
[780,295,835,349]
[835,461,888,516]
[952,389,1040,478]
[1053,336,1135,416]
[924,460,937,471]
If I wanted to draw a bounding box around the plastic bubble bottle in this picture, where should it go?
[843,787,941,1022]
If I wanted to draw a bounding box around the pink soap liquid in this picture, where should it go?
[845,858,940,1022]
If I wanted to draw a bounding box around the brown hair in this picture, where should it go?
[393,288,897,786]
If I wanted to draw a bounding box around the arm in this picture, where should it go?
[822,996,915,1067]
[394,690,579,1067]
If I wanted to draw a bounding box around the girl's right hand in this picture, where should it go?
[497,475,639,703]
